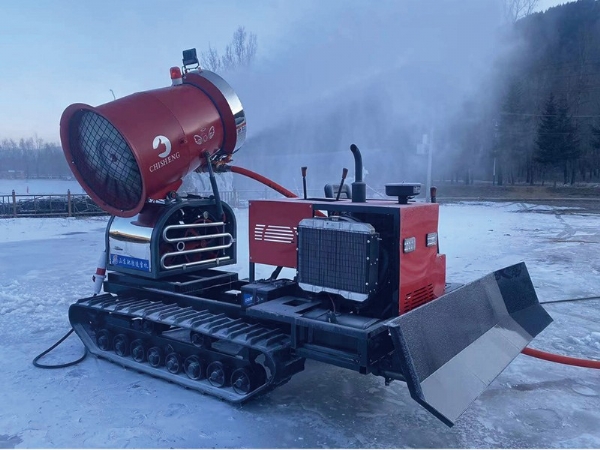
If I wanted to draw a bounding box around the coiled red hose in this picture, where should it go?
[522,347,600,369]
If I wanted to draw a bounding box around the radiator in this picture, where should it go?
[297,218,379,302]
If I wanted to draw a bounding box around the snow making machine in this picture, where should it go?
[59,50,552,426]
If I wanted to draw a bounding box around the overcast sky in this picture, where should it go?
[0,0,573,143]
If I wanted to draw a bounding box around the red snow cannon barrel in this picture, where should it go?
[60,69,246,217]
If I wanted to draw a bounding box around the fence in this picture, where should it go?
[0,190,105,218]
[0,190,255,218]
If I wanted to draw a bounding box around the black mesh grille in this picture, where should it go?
[298,225,379,296]
[68,110,142,212]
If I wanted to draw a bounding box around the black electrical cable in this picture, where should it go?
[540,295,600,305]
[32,328,87,369]
[523,294,600,369]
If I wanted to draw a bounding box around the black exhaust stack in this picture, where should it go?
[301,166,308,200]
[350,144,366,203]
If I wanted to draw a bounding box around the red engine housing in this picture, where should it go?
[60,70,245,217]
[249,198,446,315]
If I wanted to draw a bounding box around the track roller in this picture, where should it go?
[96,329,112,351]
[113,334,130,357]
[231,368,252,395]
[147,346,164,368]
[190,332,212,349]
[184,356,205,380]
[207,361,229,388]
[165,352,182,374]
[130,339,146,363]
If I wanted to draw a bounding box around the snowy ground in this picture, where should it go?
[0,201,599,448]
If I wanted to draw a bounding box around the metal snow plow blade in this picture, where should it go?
[387,262,552,427]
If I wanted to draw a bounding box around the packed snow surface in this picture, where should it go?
[0,201,599,448]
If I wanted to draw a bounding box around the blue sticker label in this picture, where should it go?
[110,254,151,272]
[242,293,254,307]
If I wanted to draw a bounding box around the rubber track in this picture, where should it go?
[70,293,300,402]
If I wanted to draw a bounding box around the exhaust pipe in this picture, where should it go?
[350,144,366,203]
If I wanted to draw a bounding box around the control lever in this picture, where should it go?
[335,168,348,201]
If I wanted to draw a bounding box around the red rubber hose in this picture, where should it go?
[522,347,600,369]
[227,165,329,218]
[228,166,298,198]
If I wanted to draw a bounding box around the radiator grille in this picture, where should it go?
[403,283,434,312]
[69,110,143,211]
[297,219,379,301]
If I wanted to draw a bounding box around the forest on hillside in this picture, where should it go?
[452,0,600,185]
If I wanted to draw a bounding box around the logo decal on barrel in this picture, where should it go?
[193,126,216,146]
[153,135,172,158]
[150,135,180,173]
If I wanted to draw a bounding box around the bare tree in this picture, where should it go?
[200,26,257,73]
[231,26,257,67]
[200,44,222,72]
[503,0,540,23]
[222,43,236,71]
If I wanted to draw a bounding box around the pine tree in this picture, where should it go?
[535,93,561,168]
[535,94,580,184]
[495,81,527,185]
[591,124,600,150]
[556,102,580,184]
[586,124,600,181]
